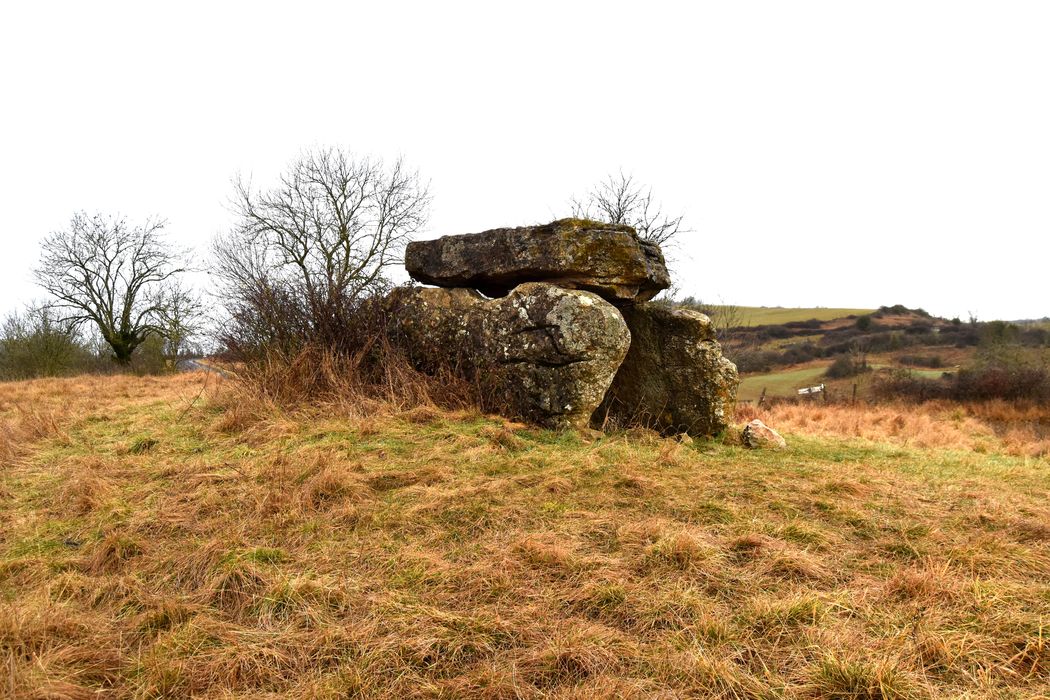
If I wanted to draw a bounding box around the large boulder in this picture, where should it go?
[405,218,671,304]
[386,282,631,430]
[598,304,738,436]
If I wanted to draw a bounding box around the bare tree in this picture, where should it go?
[34,212,187,364]
[570,171,687,247]
[156,279,203,359]
[213,147,430,356]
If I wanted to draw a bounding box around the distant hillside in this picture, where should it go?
[695,305,876,327]
[686,302,1050,403]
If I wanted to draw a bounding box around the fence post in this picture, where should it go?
[757,387,766,407]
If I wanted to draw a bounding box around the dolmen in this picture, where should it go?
[386,218,738,436]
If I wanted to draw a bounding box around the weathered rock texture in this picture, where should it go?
[386,282,631,429]
[742,419,787,449]
[599,304,738,436]
[405,218,670,303]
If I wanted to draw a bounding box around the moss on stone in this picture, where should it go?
[547,217,637,235]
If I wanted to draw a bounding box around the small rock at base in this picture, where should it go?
[741,419,787,449]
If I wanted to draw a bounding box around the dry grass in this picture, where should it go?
[739,399,1050,458]
[0,373,210,462]
[228,343,484,418]
[0,373,1048,698]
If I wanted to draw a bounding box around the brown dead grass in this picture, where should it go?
[0,373,1047,698]
[0,373,209,466]
[738,399,1050,457]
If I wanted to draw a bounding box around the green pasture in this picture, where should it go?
[716,306,875,327]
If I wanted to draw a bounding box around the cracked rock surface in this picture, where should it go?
[386,282,630,429]
[405,218,670,303]
[598,304,738,436]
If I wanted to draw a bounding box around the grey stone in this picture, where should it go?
[405,218,670,303]
[598,304,738,436]
[386,282,631,430]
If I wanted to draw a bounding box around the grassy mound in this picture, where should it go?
[1,374,1047,698]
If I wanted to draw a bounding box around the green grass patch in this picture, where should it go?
[738,365,830,400]
[711,306,875,326]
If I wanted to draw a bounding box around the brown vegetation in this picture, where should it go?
[1,373,1048,698]
[738,399,1050,457]
[227,342,481,416]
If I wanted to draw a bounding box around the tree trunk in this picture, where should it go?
[108,335,137,365]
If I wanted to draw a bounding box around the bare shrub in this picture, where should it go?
[213,147,429,360]
[0,306,100,380]
[210,147,463,412]
[208,146,464,411]
[232,338,480,414]
[825,354,869,379]
[570,171,686,248]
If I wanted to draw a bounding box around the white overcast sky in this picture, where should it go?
[1,1,1047,321]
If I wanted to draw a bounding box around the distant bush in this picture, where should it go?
[874,364,1050,403]
[1019,327,1049,347]
[981,321,1020,347]
[825,355,869,379]
[730,348,779,373]
[876,304,930,318]
[904,322,932,335]
[955,365,1050,401]
[0,307,98,380]
[898,354,944,369]
[0,306,176,381]
[855,315,873,331]
[783,319,824,330]
[779,343,820,366]
[128,333,170,376]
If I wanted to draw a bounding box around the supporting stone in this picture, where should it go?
[598,304,737,436]
[386,282,631,430]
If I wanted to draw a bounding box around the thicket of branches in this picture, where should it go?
[208,147,474,407]
[873,363,1050,403]
[571,171,686,247]
[0,306,96,379]
[0,305,176,379]
[213,148,429,361]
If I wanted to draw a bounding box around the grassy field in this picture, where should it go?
[1,373,1048,698]
[908,368,951,379]
[738,365,830,402]
[739,366,956,402]
[710,306,876,326]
